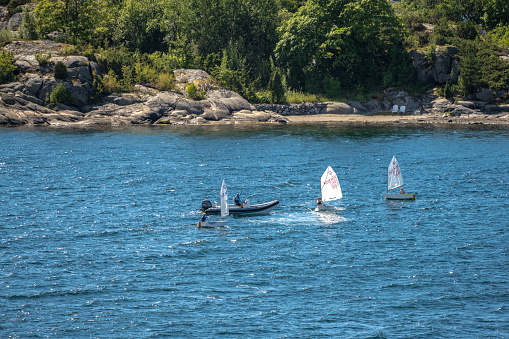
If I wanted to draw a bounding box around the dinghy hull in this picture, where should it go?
[203,200,279,215]
[197,221,227,228]
[315,204,336,212]
[383,193,416,200]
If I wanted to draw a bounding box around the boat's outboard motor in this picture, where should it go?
[201,199,212,211]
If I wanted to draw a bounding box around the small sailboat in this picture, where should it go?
[383,156,416,200]
[197,179,229,228]
[315,166,343,211]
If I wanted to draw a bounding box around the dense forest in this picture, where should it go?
[2,0,509,103]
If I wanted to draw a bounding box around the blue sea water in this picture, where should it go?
[0,124,508,338]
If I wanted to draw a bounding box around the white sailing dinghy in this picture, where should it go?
[383,156,416,200]
[197,179,229,228]
[315,166,343,211]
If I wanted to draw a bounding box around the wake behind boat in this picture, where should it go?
[201,199,279,215]
[383,156,416,200]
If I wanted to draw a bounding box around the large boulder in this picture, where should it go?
[23,75,44,94]
[8,12,23,30]
[322,102,355,114]
[63,82,90,107]
[430,98,455,115]
[146,91,183,114]
[38,78,57,102]
[174,98,206,115]
[173,69,213,92]
[475,89,495,102]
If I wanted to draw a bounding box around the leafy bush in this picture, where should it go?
[35,52,52,66]
[102,70,127,93]
[95,46,135,82]
[91,70,110,100]
[437,81,455,98]
[155,72,176,91]
[489,25,509,49]
[186,83,204,100]
[0,29,13,47]
[0,49,16,84]
[424,44,436,64]
[53,61,67,79]
[457,20,479,41]
[47,83,70,107]
[285,90,330,103]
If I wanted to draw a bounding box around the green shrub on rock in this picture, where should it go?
[54,61,68,79]
[0,49,16,84]
[186,83,204,100]
[35,52,52,66]
[47,83,70,107]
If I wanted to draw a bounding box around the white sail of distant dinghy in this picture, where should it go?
[220,179,229,219]
[315,166,343,211]
[383,156,416,200]
[198,179,229,228]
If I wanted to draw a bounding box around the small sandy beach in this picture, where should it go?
[285,113,509,126]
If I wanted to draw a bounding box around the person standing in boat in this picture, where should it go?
[234,190,243,207]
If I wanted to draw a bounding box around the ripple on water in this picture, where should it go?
[0,125,508,338]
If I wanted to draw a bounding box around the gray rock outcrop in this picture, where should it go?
[0,41,288,126]
[410,46,459,84]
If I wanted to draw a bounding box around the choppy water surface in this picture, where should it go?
[1,124,508,338]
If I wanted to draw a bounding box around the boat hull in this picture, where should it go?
[384,193,416,200]
[203,200,279,215]
[197,221,227,228]
[315,204,336,212]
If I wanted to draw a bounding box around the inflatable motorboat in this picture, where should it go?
[201,199,279,215]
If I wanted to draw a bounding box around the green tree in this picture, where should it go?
[268,67,285,103]
[163,0,279,80]
[458,42,482,95]
[18,6,39,40]
[113,0,166,53]
[275,0,407,91]
[483,0,509,29]
[35,0,109,43]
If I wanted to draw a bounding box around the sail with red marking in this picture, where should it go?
[387,156,404,191]
[320,166,343,202]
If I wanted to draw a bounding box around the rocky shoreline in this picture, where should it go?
[1,40,508,127]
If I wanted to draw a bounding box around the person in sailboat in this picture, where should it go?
[201,214,207,222]
[399,187,405,194]
[234,190,243,207]
[317,197,323,206]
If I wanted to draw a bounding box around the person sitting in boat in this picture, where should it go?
[201,214,207,222]
[399,187,405,194]
[234,190,243,207]
[317,197,322,205]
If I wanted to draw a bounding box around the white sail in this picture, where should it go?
[387,156,404,191]
[320,166,343,202]
[220,179,229,218]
